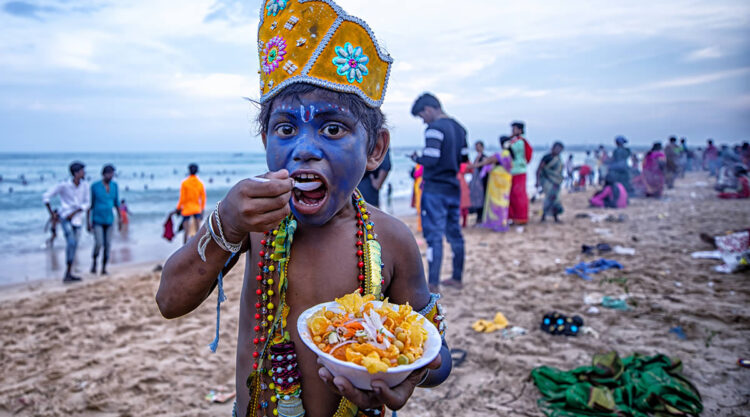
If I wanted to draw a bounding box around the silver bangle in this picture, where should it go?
[213,201,242,253]
[197,220,212,262]
[207,210,228,251]
[417,370,430,387]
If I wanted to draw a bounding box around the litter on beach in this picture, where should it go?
[566,259,624,281]
[472,312,509,333]
[613,246,636,255]
[531,352,703,416]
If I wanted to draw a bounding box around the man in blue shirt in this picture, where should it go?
[410,93,469,292]
[87,164,121,275]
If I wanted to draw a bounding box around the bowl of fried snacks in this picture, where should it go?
[297,292,442,390]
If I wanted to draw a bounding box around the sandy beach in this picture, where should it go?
[1,172,748,416]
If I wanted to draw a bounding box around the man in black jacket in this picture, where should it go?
[410,93,469,292]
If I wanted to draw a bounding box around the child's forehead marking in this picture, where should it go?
[271,99,351,119]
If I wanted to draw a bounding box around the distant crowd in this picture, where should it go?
[404,93,749,292]
[32,92,749,287]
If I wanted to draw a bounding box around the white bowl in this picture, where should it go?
[297,300,442,390]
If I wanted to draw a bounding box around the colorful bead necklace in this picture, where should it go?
[248,190,384,417]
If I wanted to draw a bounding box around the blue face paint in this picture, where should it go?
[265,92,368,226]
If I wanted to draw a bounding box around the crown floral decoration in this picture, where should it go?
[257,0,393,108]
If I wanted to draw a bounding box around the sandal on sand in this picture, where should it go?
[596,243,612,253]
[450,349,467,367]
[541,312,583,336]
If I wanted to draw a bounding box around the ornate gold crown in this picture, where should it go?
[257,0,393,108]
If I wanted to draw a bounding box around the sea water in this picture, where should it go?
[0,148,596,285]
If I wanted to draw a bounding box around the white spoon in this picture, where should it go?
[293,180,322,191]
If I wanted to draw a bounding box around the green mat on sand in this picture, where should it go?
[531,351,702,417]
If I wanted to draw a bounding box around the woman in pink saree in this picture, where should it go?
[642,142,667,198]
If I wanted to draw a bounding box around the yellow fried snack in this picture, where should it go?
[306,291,429,374]
[361,352,389,374]
[336,292,376,315]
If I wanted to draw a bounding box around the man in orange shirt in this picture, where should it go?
[174,163,206,243]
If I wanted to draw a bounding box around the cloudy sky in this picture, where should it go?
[1,0,748,152]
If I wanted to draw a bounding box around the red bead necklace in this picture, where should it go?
[249,191,379,417]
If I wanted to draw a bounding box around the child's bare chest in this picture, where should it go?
[239,232,382,417]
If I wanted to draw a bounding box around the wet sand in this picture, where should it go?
[1,172,748,416]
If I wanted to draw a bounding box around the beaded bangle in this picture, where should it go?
[213,201,243,253]
[417,293,440,316]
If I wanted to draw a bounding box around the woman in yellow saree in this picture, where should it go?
[470,137,513,232]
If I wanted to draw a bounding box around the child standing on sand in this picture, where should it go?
[156,2,450,416]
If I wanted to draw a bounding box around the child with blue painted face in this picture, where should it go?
[156,2,450,416]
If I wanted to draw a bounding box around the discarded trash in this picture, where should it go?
[613,246,636,256]
[605,214,627,223]
[566,259,624,281]
[601,296,630,311]
[582,243,614,255]
[472,312,509,333]
[669,326,687,340]
[584,293,603,305]
[501,326,528,339]
[586,306,600,315]
[691,251,722,260]
[580,326,599,339]
[205,390,236,404]
[594,228,612,236]
[589,214,608,223]
[739,359,750,368]
[674,282,682,287]
[596,243,612,253]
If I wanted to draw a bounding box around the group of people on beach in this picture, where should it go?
[589,136,750,202]
[41,159,205,283]
[42,162,129,282]
[36,0,749,415]
[403,91,750,301]
[404,93,539,294]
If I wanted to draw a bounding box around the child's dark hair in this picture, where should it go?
[256,83,386,155]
